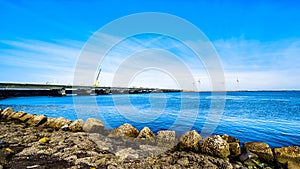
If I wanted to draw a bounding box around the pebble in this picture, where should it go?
[38,137,50,143]
[6,147,14,153]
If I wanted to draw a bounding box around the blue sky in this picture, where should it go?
[0,1,300,90]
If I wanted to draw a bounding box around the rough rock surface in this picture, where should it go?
[53,117,72,130]
[239,152,259,162]
[10,111,26,120]
[178,130,202,152]
[222,134,241,157]
[0,108,15,119]
[113,123,139,138]
[274,146,300,167]
[69,119,84,132]
[0,120,237,169]
[41,117,72,130]
[287,161,300,169]
[199,135,230,158]
[136,127,155,142]
[83,118,104,133]
[244,142,274,164]
[1,108,298,169]
[41,117,56,128]
[19,113,35,122]
[27,115,47,127]
[156,130,177,148]
[229,142,241,157]
[222,134,240,144]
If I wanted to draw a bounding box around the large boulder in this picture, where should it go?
[54,117,72,129]
[83,118,105,133]
[156,130,177,148]
[243,142,274,164]
[1,107,15,119]
[136,127,155,142]
[178,130,202,152]
[10,111,27,120]
[113,123,139,138]
[222,134,241,157]
[221,134,240,144]
[41,117,57,128]
[199,135,230,158]
[19,114,35,122]
[42,117,72,130]
[274,146,300,167]
[229,142,241,157]
[69,119,85,132]
[27,115,47,126]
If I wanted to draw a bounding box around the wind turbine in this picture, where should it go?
[236,77,240,89]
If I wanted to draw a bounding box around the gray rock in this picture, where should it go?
[244,142,274,164]
[83,118,104,133]
[136,127,155,142]
[27,115,47,126]
[274,146,300,167]
[199,135,230,158]
[156,130,176,148]
[239,152,259,162]
[69,119,84,132]
[138,144,168,157]
[0,164,3,169]
[113,123,139,138]
[178,130,202,152]
[116,148,139,160]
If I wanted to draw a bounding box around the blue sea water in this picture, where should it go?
[0,91,299,148]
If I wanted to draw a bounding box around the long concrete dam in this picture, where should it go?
[0,82,182,98]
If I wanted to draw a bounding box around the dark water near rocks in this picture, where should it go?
[1,91,299,148]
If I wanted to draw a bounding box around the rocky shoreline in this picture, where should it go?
[0,107,299,169]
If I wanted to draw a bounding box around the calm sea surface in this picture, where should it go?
[1,91,299,148]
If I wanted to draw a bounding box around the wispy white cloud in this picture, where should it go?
[214,38,300,71]
[213,38,300,90]
[0,39,83,84]
[1,35,299,90]
[91,34,206,89]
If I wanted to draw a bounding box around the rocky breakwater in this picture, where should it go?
[0,107,299,169]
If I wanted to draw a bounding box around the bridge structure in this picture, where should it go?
[0,82,182,98]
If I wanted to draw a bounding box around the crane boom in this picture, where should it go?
[94,68,101,87]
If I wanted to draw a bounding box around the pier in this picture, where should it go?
[0,82,182,98]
